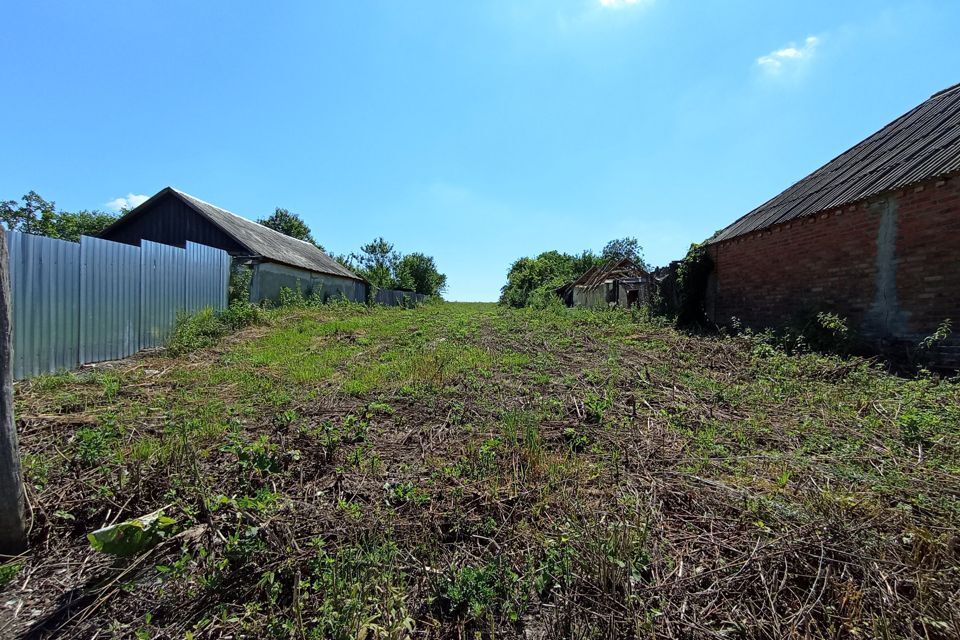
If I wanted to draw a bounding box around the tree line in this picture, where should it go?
[500,237,648,308]
[0,191,119,241]
[257,209,447,297]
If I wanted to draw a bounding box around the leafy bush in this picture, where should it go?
[500,250,600,308]
[219,298,267,331]
[536,536,575,597]
[798,311,851,354]
[739,311,854,357]
[675,243,714,327]
[920,319,952,350]
[166,308,224,354]
[223,434,281,477]
[276,285,354,309]
[396,252,448,296]
[500,238,651,308]
[167,301,266,354]
[898,407,941,447]
[1,190,118,241]
[73,421,120,466]
[228,263,253,303]
[278,284,307,308]
[434,560,523,622]
[384,481,430,506]
[339,237,448,297]
[302,538,413,640]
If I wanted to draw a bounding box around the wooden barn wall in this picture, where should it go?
[100,196,248,255]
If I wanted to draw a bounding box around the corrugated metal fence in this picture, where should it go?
[7,231,230,379]
[374,289,429,307]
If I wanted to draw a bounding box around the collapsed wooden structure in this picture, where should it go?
[558,258,652,309]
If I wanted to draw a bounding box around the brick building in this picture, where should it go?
[705,83,960,366]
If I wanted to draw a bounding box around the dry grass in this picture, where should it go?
[1,302,958,639]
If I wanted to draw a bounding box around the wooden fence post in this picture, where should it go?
[0,230,26,555]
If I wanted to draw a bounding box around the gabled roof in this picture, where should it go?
[572,258,648,288]
[107,187,363,282]
[711,82,960,244]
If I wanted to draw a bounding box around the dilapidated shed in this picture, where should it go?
[568,259,652,309]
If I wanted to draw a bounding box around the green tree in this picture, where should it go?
[48,210,120,242]
[499,250,601,308]
[1,191,57,235]
[349,237,399,289]
[0,192,117,241]
[571,250,603,276]
[337,238,446,297]
[500,237,657,308]
[257,208,318,247]
[601,237,649,270]
[396,252,447,296]
[330,252,355,271]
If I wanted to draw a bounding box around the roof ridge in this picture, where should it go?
[709,84,960,243]
[931,82,960,99]
[171,188,328,252]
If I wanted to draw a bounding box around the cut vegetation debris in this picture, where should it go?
[2,303,959,639]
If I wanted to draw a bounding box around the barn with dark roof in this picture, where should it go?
[100,187,367,303]
[705,83,960,366]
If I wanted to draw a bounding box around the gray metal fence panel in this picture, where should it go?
[79,236,141,364]
[140,240,187,349]
[6,231,230,379]
[375,289,428,306]
[6,231,80,379]
[184,241,229,313]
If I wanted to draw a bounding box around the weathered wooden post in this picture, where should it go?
[0,230,26,555]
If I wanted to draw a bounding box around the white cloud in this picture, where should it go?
[598,0,652,8]
[106,193,150,212]
[757,36,820,74]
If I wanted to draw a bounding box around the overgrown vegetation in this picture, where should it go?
[500,237,649,308]
[250,214,450,297]
[338,237,449,297]
[0,191,118,241]
[257,207,322,248]
[674,242,714,327]
[227,262,254,304]
[166,301,268,354]
[4,303,959,639]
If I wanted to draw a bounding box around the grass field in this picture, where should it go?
[2,302,959,639]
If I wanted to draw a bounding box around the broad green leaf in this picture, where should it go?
[87,508,178,557]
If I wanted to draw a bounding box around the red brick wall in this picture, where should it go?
[707,175,960,367]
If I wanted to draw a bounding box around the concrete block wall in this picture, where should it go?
[706,175,960,367]
[249,261,367,304]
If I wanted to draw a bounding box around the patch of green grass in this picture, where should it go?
[433,559,525,623]
[297,538,413,640]
[167,302,267,355]
[0,560,23,589]
[385,481,430,507]
[11,301,960,639]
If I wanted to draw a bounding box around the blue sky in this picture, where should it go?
[2,1,958,301]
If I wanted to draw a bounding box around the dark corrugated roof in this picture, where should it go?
[168,189,363,281]
[711,83,960,243]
